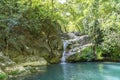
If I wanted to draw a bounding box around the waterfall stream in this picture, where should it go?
[61,33,93,63]
[61,40,68,64]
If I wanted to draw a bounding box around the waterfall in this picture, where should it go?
[61,33,93,63]
[61,40,68,64]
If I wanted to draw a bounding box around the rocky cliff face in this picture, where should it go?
[0,20,63,64]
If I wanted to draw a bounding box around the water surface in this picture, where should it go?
[12,62,120,80]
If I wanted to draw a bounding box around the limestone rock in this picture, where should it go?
[0,52,15,68]
[20,57,47,67]
[4,65,25,73]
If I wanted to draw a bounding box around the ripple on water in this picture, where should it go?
[106,65,120,70]
[104,75,120,80]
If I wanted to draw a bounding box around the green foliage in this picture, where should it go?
[0,73,7,79]
[0,0,120,61]
[80,47,95,61]
[0,0,62,56]
[101,27,120,58]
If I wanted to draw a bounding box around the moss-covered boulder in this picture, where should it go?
[67,47,95,62]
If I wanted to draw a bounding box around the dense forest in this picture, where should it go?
[0,0,120,79]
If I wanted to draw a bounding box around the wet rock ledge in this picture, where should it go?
[0,52,47,80]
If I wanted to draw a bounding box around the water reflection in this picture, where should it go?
[61,63,105,80]
[61,64,68,80]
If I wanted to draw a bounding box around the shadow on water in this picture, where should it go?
[10,62,120,80]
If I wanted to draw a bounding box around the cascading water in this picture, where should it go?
[61,33,93,64]
[61,40,68,64]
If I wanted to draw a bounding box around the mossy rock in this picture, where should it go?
[45,55,61,64]
[67,53,81,62]
[8,70,20,75]
[67,47,95,62]
[0,68,7,79]
[49,57,60,64]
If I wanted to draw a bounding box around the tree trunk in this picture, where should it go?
[93,45,96,58]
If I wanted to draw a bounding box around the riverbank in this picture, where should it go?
[0,52,48,80]
[1,58,120,80]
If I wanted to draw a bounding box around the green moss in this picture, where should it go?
[0,73,7,79]
[8,70,20,75]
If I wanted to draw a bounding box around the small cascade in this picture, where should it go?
[61,40,68,64]
[61,32,93,63]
